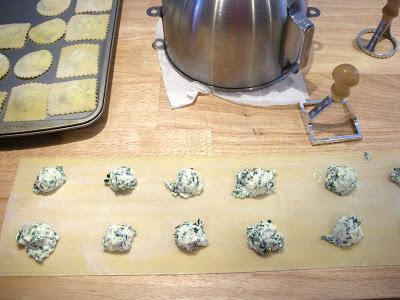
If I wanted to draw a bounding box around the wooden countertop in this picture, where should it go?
[1,0,400,298]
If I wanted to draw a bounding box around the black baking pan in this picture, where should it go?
[0,0,121,138]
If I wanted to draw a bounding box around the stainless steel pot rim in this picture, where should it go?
[147,5,321,19]
[152,38,300,92]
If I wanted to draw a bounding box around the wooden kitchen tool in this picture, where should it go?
[299,64,362,145]
[357,0,400,58]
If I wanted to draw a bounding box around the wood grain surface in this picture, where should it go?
[0,0,400,299]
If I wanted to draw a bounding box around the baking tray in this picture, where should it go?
[0,0,121,138]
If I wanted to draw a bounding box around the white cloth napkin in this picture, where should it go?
[155,20,309,109]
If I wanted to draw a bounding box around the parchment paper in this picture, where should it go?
[0,153,399,276]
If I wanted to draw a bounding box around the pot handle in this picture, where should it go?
[307,7,321,18]
[282,1,315,71]
[146,6,162,17]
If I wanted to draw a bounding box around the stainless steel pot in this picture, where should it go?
[148,0,318,91]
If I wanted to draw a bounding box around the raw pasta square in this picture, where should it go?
[56,44,99,78]
[75,0,113,13]
[66,14,109,41]
[0,23,31,49]
[0,91,7,111]
[48,78,97,115]
[3,84,49,122]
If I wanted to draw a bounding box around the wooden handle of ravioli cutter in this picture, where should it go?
[382,0,400,23]
[331,64,360,103]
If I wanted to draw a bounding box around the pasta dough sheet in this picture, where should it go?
[0,153,399,276]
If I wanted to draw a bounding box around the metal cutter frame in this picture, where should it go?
[299,97,362,145]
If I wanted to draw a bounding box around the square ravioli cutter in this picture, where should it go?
[299,64,362,145]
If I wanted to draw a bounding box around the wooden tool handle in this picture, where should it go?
[382,0,400,23]
[331,64,360,102]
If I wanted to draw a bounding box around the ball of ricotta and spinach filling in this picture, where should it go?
[102,224,136,253]
[247,220,284,255]
[33,166,66,194]
[104,166,137,192]
[16,222,59,262]
[321,215,364,247]
[232,168,277,199]
[325,165,357,196]
[165,168,204,198]
[174,219,208,252]
[390,167,400,186]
